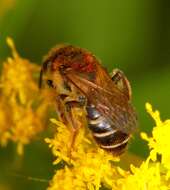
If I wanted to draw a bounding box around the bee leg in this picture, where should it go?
[54,98,77,158]
[111,69,132,100]
[65,107,78,158]
[55,96,68,123]
[64,100,85,158]
[55,94,86,158]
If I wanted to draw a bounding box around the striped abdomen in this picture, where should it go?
[86,104,130,155]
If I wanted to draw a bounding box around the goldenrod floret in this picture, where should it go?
[46,117,119,190]
[0,100,12,146]
[116,160,169,190]
[141,103,170,173]
[1,37,39,105]
[9,101,45,155]
[0,37,49,154]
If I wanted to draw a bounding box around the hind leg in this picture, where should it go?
[111,69,132,100]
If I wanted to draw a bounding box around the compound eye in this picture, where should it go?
[46,80,54,88]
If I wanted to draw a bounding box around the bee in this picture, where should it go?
[39,45,137,155]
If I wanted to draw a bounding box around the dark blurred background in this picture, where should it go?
[0,0,170,189]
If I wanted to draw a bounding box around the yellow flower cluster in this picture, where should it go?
[45,107,119,190]
[141,103,170,180]
[46,104,170,190]
[0,38,49,155]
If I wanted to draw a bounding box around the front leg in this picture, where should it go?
[56,94,86,157]
[64,95,86,151]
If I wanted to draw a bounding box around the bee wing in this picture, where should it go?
[65,66,137,134]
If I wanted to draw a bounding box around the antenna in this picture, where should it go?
[39,69,43,89]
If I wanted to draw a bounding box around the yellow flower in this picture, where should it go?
[0,37,50,154]
[141,103,170,175]
[9,101,46,155]
[1,37,39,105]
[0,100,12,146]
[115,160,169,190]
[45,107,119,190]
[114,103,170,190]
[46,103,170,190]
